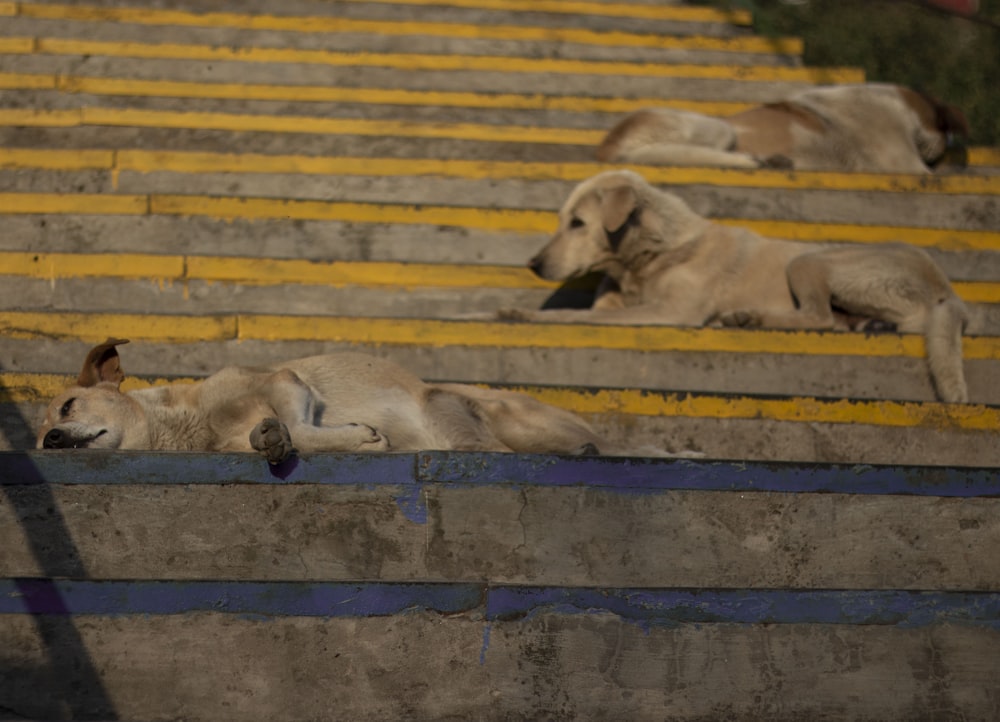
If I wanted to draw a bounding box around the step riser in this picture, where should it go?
[3,169,996,232]
[4,277,998,335]
[3,400,997,465]
[4,607,995,721]
[1,214,996,281]
[1,339,995,404]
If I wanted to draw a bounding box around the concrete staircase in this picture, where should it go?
[1,1,998,719]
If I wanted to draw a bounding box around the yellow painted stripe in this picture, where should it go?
[0,36,34,53]
[0,148,115,170]
[3,251,999,304]
[0,192,147,215]
[0,192,994,250]
[112,150,1000,196]
[0,252,186,280]
[306,0,753,25]
[236,314,1000,360]
[149,194,554,232]
[733,219,998,252]
[17,2,801,54]
[517,386,1000,429]
[954,282,1000,304]
[53,106,614,145]
[0,71,756,115]
[968,147,1000,167]
[1,310,998,360]
[5,372,995,428]
[0,312,236,343]
[26,37,857,83]
[2,148,994,196]
[0,2,16,16]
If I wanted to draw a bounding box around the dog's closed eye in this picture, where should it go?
[569,217,585,229]
[60,397,76,417]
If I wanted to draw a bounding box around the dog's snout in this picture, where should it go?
[528,256,545,277]
[43,428,67,449]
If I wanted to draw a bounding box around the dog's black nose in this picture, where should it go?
[43,428,67,449]
[528,257,545,277]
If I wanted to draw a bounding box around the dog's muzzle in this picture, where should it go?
[41,428,104,449]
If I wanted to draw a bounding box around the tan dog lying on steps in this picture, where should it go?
[38,340,660,461]
[597,83,968,173]
[504,170,969,403]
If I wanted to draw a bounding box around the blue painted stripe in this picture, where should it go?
[1,451,998,497]
[3,581,999,629]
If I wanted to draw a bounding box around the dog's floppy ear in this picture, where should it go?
[599,184,638,234]
[77,338,129,387]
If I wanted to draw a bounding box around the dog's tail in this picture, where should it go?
[924,294,969,403]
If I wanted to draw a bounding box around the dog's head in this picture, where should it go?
[529,171,646,281]
[529,170,707,281]
[37,338,147,450]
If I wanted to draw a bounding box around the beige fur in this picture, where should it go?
[510,170,968,403]
[37,340,657,461]
[597,83,968,173]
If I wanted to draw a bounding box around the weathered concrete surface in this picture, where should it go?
[2,55,817,102]
[0,337,996,404]
[0,17,792,66]
[3,611,997,721]
[2,167,996,231]
[10,0,756,38]
[3,396,998,466]
[0,213,995,281]
[3,475,999,587]
[3,277,997,336]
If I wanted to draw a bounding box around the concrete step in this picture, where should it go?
[3,373,998,465]
[12,0,758,37]
[2,163,997,233]
[0,55,857,105]
[2,254,998,332]
[1,452,998,719]
[0,320,996,404]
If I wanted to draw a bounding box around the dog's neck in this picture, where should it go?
[128,382,216,451]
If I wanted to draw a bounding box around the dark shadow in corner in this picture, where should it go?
[0,364,118,720]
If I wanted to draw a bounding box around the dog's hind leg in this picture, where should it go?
[433,384,622,455]
[249,369,389,462]
[722,253,842,330]
[899,298,969,403]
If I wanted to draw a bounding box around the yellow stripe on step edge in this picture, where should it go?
[3,373,995,429]
[1,147,995,196]
[301,0,754,25]
[515,386,1000,430]
[2,106,612,145]
[52,73,727,114]
[968,147,1000,167]
[0,71,756,116]
[3,251,999,304]
[2,311,995,360]
[24,37,855,83]
[0,192,995,251]
[16,2,801,54]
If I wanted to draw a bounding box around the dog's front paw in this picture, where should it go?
[496,307,535,322]
[250,417,294,464]
[345,423,390,452]
[719,310,762,328]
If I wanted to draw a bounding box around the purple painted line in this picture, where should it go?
[1,580,483,618]
[2,581,999,629]
[1,451,997,497]
[484,587,1000,629]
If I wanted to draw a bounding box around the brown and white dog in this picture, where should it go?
[37,340,659,461]
[505,170,969,402]
[597,83,968,173]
